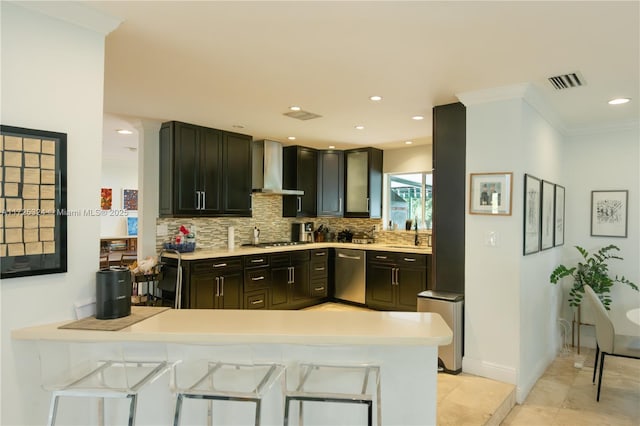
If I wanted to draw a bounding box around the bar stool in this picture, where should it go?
[172,361,286,426]
[284,363,381,426]
[46,360,170,426]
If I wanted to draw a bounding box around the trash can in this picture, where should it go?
[417,290,464,374]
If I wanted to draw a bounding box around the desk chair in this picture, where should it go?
[584,285,640,401]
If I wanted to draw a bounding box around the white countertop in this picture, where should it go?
[163,242,431,260]
[12,308,452,346]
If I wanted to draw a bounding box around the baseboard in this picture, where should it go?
[462,356,516,384]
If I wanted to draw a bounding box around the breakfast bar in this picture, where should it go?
[13,308,452,425]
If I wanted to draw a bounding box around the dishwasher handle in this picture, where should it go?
[337,253,361,260]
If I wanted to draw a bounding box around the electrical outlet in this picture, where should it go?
[157,223,168,236]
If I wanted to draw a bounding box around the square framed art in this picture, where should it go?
[591,190,628,237]
[469,172,513,215]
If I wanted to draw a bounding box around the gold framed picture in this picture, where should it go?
[469,172,513,216]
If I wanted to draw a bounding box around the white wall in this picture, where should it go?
[462,89,565,403]
[562,127,640,337]
[383,144,432,173]
[100,156,138,236]
[0,3,115,424]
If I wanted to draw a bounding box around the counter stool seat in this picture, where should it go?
[47,360,170,426]
[173,361,286,426]
[284,363,381,426]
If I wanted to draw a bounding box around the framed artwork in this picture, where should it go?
[1,125,67,279]
[554,185,565,247]
[100,188,112,210]
[123,189,138,210]
[591,190,628,237]
[469,172,513,215]
[540,180,555,250]
[523,174,541,255]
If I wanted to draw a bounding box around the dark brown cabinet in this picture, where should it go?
[159,121,252,217]
[317,150,344,217]
[432,103,466,294]
[283,146,318,217]
[243,254,270,310]
[270,250,311,309]
[344,147,383,218]
[309,249,329,298]
[366,251,430,311]
[189,258,243,309]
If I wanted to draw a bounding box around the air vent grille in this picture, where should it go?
[283,110,323,121]
[548,72,585,90]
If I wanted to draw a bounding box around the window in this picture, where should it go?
[385,172,432,230]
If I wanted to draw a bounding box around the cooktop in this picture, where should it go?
[243,241,310,249]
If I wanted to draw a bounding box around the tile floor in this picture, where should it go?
[306,303,640,425]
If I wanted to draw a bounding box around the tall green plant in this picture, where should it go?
[549,244,638,310]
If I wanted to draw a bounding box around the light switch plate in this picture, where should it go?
[485,231,499,247]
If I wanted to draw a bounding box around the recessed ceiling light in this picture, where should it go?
[411,115,424,121]
[608,98,631,105]
[287,136,296,140]
[328,145,336,149]
[289,106,301,111]
[405,141,413,145]
[116,129,133,135]
[369,95,382,101]
[355,125,365,130]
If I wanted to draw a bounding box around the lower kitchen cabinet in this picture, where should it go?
[366,251,430,311]
[270,251,311,309]
[189,258,243,309]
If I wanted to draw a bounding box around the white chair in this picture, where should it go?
[583,285,640,401]
[284,363,381,426]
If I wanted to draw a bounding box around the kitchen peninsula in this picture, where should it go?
[13,308,452,425]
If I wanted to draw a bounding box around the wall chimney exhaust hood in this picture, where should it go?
[252,140,304,195]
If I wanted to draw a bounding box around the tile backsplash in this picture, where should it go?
[156,193,431,251]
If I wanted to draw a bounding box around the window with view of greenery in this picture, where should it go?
[386,172,432,230]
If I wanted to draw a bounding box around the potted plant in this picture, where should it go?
[550,244,638,310]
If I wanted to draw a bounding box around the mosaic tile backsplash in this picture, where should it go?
[156,193,431,251]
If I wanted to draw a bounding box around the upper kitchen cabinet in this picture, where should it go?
[159,121,252,217]
[344,147,383,218]
[317,150,344,217]
[432,103,466,294]
[283,145,317,217]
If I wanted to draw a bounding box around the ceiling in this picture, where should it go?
[93,1,639,156]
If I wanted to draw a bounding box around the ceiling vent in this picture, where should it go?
[548,72,585,90]
[283,110,323,121]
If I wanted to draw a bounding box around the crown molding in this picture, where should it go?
[9,1,122,35]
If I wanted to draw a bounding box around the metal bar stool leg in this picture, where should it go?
[173,394,184,426]
[127,394,138,426]
[47,393,61,426]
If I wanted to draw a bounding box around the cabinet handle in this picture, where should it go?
[403,258,416,262]
[395,268,400,286]
[251,299,263,305]
[250,259,265,263]
[390,268,395,286]
[314,287,325,292]
[338,253,361,260]
[315,252,326,256]
[292,267,295,284]
[339,197,342,212]
[251,276,265,281]
[213,263,227,268]
[375,255,387,260]
[314,267,325,271]
[220,276,224,297]
[201,191,206,210]
[215,277,220,296]
[297,196,302,212]
[196,191,201,210]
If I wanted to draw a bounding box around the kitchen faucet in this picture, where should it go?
[414,220,420,246]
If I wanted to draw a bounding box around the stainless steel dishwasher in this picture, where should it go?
[334,248,366,304]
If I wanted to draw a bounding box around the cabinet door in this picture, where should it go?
[219,270,243,309]
[270,265,290,308]
[174,122,201,215]
[290,262,310,303]
[222,132,252,216]
[345,149,369,215]
[396,266,427,311]
[190,273,217,309]
[159,123,174,216]
[366,262,395,310]
[283,146,318,217]
[200,127,223,215]
[317,150,344,217]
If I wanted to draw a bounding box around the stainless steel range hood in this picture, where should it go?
[252,140,304,195]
